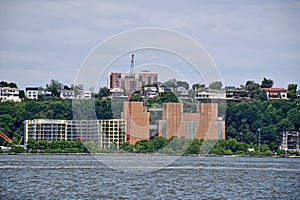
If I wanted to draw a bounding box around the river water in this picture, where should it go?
[1,154,299,199]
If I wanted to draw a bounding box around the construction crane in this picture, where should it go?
[0,130,12,143]
[126,54,135,142]
[0,130,23,144]
[130,54,134,78]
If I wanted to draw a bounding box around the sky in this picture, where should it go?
[0,0,299,90]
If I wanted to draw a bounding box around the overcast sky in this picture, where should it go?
[0,0,299,90]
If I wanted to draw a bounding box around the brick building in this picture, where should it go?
[121,102,150,144]
[158,103,225,140]
[107,71,158,92]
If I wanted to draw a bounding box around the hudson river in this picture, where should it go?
[1,154,299,199]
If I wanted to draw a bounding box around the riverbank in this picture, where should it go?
[1,151,299,158]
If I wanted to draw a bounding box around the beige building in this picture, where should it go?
[24,119,126,149]
[121,102,150,144]
[158,103,225,140]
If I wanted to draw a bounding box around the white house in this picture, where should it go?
[262,88,288,100]
[25,87,52,99]
[60,90,75,100]
[195,88,226,100]
[176,87,189,99]
[144,87,158,99]
[76,90,92,100]
[0,87,21,102]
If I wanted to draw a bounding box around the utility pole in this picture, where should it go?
[258,128,261,151]
[240,132,243,142]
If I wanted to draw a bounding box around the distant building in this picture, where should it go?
[0,87,21,102]
[158,103,225,140]
[280,130,300,152]
[24,119,126,149]
[107,71,158,92]
[76,90,92,100]
[225,87,251,101]
[121,102,150,144]
[60,90,75,100]
[176,87,189,99]
[25,87,52,99]
[109,88,126,98]
[262,88,288,100]
[144,87,158,99]
[195,88,226,100]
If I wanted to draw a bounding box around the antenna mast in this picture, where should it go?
[130,54,134,77]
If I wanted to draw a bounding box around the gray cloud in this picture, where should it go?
[0,0,299,89]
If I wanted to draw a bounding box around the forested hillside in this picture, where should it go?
[0,97,299,151]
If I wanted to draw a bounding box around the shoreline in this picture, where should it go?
[1,152,299,158]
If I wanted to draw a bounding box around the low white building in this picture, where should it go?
[0,87,21,102]
[60,90,75,100]
[280,130,300,152]
[110,88,125,97]
[262,88,288,100]
[144,87,158,99]
[77,90,92,100]
[195,88,226,100]
[26,87,52,99]
[176,87,189,99]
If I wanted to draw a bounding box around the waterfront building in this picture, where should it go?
[121,102,150,144]
[280,130,300,152]
[0,87,21,102]
[262,88,288,100]
[158,103,225,140]
[107,71,158,92]
[23,119,126,149]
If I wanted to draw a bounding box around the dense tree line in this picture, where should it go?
[0,78,299,153]
[225,99,300,150]
[0,98,112,144]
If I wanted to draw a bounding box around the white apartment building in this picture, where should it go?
[195,88,226,100]
[0,87,21,102]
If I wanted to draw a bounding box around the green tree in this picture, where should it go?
[153,136,168,150]
[130,95,142,102]
[177,81,189,90]
[192,83,205,90]
[46,79,63,97]
[162,79,177,88]
[98,87,109,98]
[287,108,300,129]
[261,77,274,88]
[287,84,297,100]
[159,92,179,103]
[19,90,25,99]
[245,80,259,91]
[208,81,223,89]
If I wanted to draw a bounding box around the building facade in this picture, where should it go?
[24,119,126,149]
[280,130,300,152]
[195,88,226,100]
[60,90,75,100]
[25,87,52,99]
[0,87,21,102]
[158,103,225,140]
[262,88,288,100]
[107,71,158,92]
[121,102,150,144]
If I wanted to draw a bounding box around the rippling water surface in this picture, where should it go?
[1,154,299,199]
